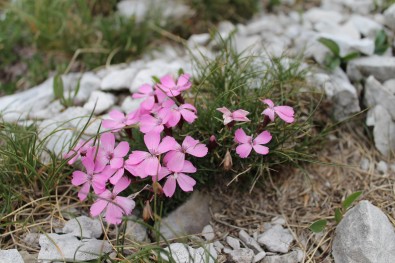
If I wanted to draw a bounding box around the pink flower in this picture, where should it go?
[161,100,198,127]
[157,74,191,97]
[217,107,250,125]
[234,128,272,158]
[158,160,197,197]
[139,110,170,134]
[164,136,208,171]
[71,157,112,201]
[102,110,138,132]
[64,139,94,165]
[97,133,130,169]
[90,177,135,225]
[132,84,156,111]
[125,132,176,177]
[261,99,294,123]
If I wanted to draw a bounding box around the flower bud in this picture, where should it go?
[143,201,153,222]
[223,150,233,171]
[208,135,218,152]
[152,181,163,195]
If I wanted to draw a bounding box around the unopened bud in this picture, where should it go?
[152,181,163,195]
[208,135,218,152]
[223,150,233,171]
[143,201,153,222]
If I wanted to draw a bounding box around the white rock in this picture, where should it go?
[84,90,116,114]
[234,35,262,54]
[254,251,267,262]
[101,68,138,91]
[367,105,395,156]
[62,216,102,239]
[121,96,143,113]
[347,56,395,82]
[304,8,343,25]
[74,73,102,104]
[332,200,395,262]
[228,248,255,263]
[360,158,370,171]
[188,34,211,48]
[117,0,147,22]
[213,241,224,253]
[0,249,24,263]
[125,218,148,242]
[383,79,395,95]
[262,251,300,263]
[195,243,217,263]
[271,216,286,226]
[30,100,65,120]
[226,236,241,250]
[314,21,360,40]
[295,249,305,262]
[348,15,383,39]
[245,17,283,36]
[216,21,236,40]
[161,243,216,263]
[364,76,395,120]
[377,160,389,174]
[239,230,263,253]
[257,225,294,253]
[38,233,111,262]
[384,4,395,31]
[318,33,375,57]
[202,225,215,241]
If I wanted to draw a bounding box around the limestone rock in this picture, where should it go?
[101,68,138,91]
[62,216,102,239]
[347,56,395,82]
[364,76,395,120]
[226,236,241,250]
[384,4,395,31]
[332,200,395,263]
[202,225,215,241]
[125,219,148,242]
[38,233,112,262]
[0,249,24,263]
[254,251,267,262]
[263,251,300,263]
[83,90,116,114]
[228,248,255,263]
[239,230,264,253]
[160,243,217,263]
[258,225,294,253]
[159,191,211,240]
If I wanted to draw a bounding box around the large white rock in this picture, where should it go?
[228,248,255,263]
[83,90,116,114]
[262,250,300,263]
[332,200,395,263]
[304,8,343,25]
[239,230,264,253]
[160,243,217,263]
[364,76,395,120]
[74,72,102,104]
[318,33,375,57]
[347,56,395,82]
[62,216,102,239]
[348,15,383,39]
[202,225,215,241]
[38,233,112,262]
[384,4,395,31]
[257,225,294,253]
[101,67,139,91]
[125,217,148,242]
[0,249,24,263]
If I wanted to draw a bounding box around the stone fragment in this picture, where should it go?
[202,225,215,241]
[74,73,102,104]
[195,243,217,263]
[304,8,343,25]
[377,160,389,175]
[258,225,294,253]
[160,243,217,263]
[332,200,395,263]
[254,251,267,262]
[262,251,300,263]
[271,216,286,226]
[125,218,148,242]
[347,56,395,82]
[121,96,143,114]
[384,4,395,31]
[62,215,102,239]
[383,79,395,95]
[228,248,255,263]
[239,230,264,253]
[213,241,224,253]
[159,191,211,240]
[38,233,111,262]
[364,76,395,120]
[226,236,241,250]
[348,15,383,38]
[0,249,24,263]
[101,68,138,91]
[84,90,116,114]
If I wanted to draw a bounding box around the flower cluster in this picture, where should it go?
[217,98,294,159]
[65,74,207,225]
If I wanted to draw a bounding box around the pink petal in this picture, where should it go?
[180,160,197,173]
[177,73,191,88]
[262,99,274,108]
[166,110,181,127]
[113,176,131,195]
[126,151,150,165]
[72,171,87,186]
[78,182,91,201]
[232,109,250,122]
[234,128,250,144]
[113,141,130,158]
[157,136,178,154]
[160,75,176,88]
[180,103,196,112]
[274,106,295,123]
[262,108,275,122]
[100,133,115,153]
[186,143,208,157]
[180,108,197,123]
[139,114,158,133]
[110,168,125,185]
[105,203,124,225]
[182,136,199,149]
[163,176,177,197]
[223,116,233,125]
[110,157,124,169]
[217,107,231,115]
[141,96,155,110]
[142,156,160,176]
[102,119,124,131]
[109,109,125,120]
[82,157,95,175]
[90,190,111,216]
[157,167,171,181]
[166,151,185,172]
[115,196,135,216]
[92,179,106,194]
[176,173,196,192]
[254,131,272,145]
[144,132,161,153]
[125,162,148,178]
[253,145,269,155]
[138,83,153,95]
[236,143,253,158]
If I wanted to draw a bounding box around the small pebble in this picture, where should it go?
[226,236,241,250]
[377,161,388,175]
[254,251,267,262]
[202,225,215,241]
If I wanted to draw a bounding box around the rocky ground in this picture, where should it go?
[1,0,395,262]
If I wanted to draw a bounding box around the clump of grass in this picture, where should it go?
[185,39,330,189]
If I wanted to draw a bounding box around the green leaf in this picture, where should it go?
[324,55,341,71]
[309,219,327,233]
[342,52,360,62]
[374,30,389,55]
[73,78,81,99]
[342,191,362,210]
[334,208,343,224]
[318,37,340,56]
[53,74,64,100]
[152,76,160,83]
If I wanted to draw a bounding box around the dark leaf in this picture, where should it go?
[309,219,327,233]
[342,191,362,210]
[318,38,340,56]
[334,208,343,224]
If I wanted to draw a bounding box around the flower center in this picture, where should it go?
[106,152,114,160]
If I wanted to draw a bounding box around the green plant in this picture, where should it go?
[318,37,360,71]
[310,191,362,233]
[374,29,390,55]
[53,74,81,107]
